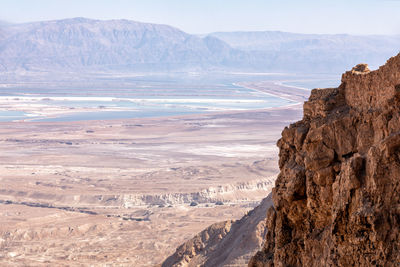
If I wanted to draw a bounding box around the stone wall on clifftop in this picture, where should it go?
[249,53,400,266]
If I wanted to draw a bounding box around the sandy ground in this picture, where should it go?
[0,83,307,266]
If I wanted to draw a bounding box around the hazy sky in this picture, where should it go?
[1,0,400,35]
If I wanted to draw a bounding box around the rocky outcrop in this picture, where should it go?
[250,53,400,266]
[0,177,275,209]
[122,177,275,207]
[162,195,273,267]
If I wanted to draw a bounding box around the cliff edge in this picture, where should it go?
[249,53,400,266]
[162,195,272,267]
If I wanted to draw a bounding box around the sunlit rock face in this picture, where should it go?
[162,195,273,267]
[249,54,400,267]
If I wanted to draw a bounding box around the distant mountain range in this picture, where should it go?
[0,18,399,73]
[0,18,244,72]
[209,31,400,72]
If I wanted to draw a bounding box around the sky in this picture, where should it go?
[1,0,400,35]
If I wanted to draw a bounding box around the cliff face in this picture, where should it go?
[162,195,272,267]
[250,54,400,266]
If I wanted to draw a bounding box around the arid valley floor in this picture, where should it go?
[0,83,307,266]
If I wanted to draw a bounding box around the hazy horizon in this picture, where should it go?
[2,0,400,35]
[2,16,400,37]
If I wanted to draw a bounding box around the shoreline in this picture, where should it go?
[233,82,302,103]
[0,81,304,123]
[274,81,310,91]
[0,100,303,125]
[236,81,311,103]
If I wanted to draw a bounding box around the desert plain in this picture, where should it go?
[0,82,308,266]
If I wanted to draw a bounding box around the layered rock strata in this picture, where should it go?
[250,54,400,266]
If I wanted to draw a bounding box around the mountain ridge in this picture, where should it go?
[1,17,399,74]
[0,17,242,72]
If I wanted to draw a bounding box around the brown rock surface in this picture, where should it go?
[249,54,400,266]
[162,194,273,267]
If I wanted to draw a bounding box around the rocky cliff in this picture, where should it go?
[249,53,400,266]
[162,195,273,267]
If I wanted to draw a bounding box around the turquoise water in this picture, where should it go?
[4,73,335,121]
[0,110,28,122]
[27,94,294,122]
[0,95,293,122]
[0,81,297,121]
[35,110,203,122]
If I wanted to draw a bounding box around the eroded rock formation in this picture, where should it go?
[249,54,400,266]
[162,195,272,267]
